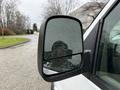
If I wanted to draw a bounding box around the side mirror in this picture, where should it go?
[38,15,90,82]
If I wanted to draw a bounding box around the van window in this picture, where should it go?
[97,2,120,90]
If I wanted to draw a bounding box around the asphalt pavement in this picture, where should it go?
[0,34,51,90]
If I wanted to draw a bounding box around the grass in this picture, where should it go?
[0,37,30,48]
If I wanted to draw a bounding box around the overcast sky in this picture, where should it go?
[18,0,90,28]
[18,0,48,28]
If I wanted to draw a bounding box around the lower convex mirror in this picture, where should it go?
[38,15,84,81]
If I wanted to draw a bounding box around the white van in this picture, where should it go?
[38,0,120,90]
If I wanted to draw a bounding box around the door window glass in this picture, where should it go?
[97,3,120,90]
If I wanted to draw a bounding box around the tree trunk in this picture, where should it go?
[1,28,4,39]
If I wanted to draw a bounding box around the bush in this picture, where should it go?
[26,29,30,34]
[12,29,27,35]
[26,29,34,34]
[0,28,16,35]
[30,30,34,34]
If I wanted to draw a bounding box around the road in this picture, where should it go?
[0,34,51,90]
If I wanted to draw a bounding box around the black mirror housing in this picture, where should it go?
[38,15,89,82]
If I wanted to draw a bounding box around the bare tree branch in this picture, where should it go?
[0,0,31,35]
[43,0,62,20]
[83,0,106,19]
[42,0,79,21]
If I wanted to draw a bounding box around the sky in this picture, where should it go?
[18,0,48,28]
[18,0,90,29]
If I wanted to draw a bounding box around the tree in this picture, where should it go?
[0,0,17,35]
[15,11,29,34]
[63,0,79,15]
[0,0,31,35]
[5,0,16,30]
[25,16,31,30]
[33,23,38,32]
[0,0,6,38]
[0,0,3,26]
[42,0,79,20]
[83,0,108,20]
[43,0,62,20]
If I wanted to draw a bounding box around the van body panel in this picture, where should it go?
[53,0,117,90]
[54,75,101,90]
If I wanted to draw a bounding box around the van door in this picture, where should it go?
[93,1,120,90]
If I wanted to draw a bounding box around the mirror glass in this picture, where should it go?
[43,18,83,75]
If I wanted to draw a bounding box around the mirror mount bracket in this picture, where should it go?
[82,50,92,74]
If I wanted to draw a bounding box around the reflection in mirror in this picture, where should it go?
[43,18,83,75]
[44,55,81,75]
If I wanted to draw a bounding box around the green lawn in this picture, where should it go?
[0,37,30,48]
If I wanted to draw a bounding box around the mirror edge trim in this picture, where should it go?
[38,15,86,82]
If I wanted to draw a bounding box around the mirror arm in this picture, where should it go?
[81,50,91,74]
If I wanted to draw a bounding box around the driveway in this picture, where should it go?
[0,34,51,90]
